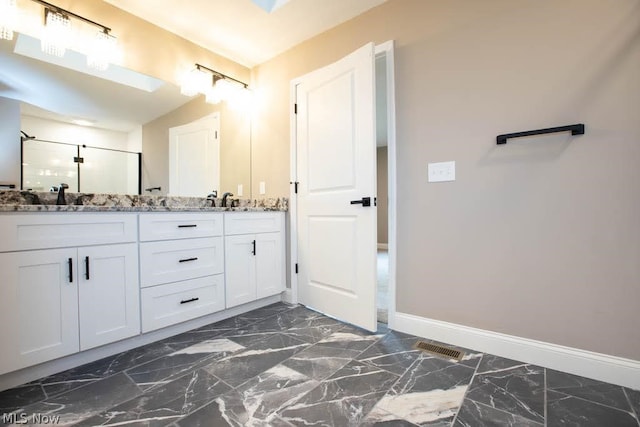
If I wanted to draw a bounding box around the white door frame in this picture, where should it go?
[288,40,397,329]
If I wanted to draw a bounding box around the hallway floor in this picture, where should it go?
[1,303,639,426]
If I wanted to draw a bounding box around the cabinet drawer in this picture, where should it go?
[224,212,284,235]
[140,237,224,287]
[0,213,137,252]
[141,275,225,332]
[139,213,223,242]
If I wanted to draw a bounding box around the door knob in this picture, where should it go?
[350,197,371,207]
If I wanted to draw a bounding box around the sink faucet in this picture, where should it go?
[206,190,218,207]
[221,192,233,207]
[55,183,69,205]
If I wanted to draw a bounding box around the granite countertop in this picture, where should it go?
[0,191,288,213]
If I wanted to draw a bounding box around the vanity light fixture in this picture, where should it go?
[0,0,17,41]
[41,7,71,57]
[25,0,119,69]
[181,63,250,106]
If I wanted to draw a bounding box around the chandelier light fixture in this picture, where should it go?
[0,0,18,41]
[181,63,251,106]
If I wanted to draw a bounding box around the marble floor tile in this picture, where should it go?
[126,338,245,390]
[2,302,637,426]
[475,353,530,374]
[203,365,319,425]
[547,368,633,411]
[360,405,421,426]
[626,387,640,419]
[283,342,361,381]
[13,373,141,425]
[464,364,545,424]
[454,399,544,427]
[32,340,176,398]
[378,355,475,426]
[235,302,296,322]
[202,334,310,388]
[74,368,231,426]
[356,333,422,376]
[278,360,399,426]
[0,384,46,414]
[547,389,639,427]
[278,315,346,344]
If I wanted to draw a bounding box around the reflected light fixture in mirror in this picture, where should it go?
[0,0,17,40]
[181,63,252,108]
[41,8,71,57]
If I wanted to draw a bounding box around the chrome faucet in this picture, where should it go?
[54,183,69,205]
[221,192,233,207]
[206,190,218,207]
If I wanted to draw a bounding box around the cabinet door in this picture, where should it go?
[224,234,256,308]
[0,249,79,375]
[256,232,285,299]
[78,243,140,350]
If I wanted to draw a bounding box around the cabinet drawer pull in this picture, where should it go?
[85,256,90,280]
[252,239,256,256]
[178,224,197,228]
[180,297,200,304]
[68,258,73,283]
[179,257,198,263]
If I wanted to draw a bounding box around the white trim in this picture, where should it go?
[377,243,389,250]
[394,311,640,390]
[289,79,300,304]
[0,295,282,392]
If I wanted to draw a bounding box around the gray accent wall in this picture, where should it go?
[251,0,640,360]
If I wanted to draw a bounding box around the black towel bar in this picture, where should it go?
[497,124,584,145]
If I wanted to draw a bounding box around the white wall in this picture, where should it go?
[0,97,21,187]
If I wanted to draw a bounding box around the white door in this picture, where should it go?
[225,234,257,308]
[78,243,140,350]
[295,43,378,331]
[256,232,285,299]
[169,114,220,197]
[0,249,79,374]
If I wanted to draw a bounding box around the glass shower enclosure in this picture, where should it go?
[21,139,141,195]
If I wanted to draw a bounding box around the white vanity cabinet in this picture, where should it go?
[0,214,140,375]
[139,213,226,332]
[224,212,286,308]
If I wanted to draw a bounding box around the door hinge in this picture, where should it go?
[294,103,297,114]
[73,157,84,164]
[295,263,298,274]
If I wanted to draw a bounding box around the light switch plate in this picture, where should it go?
[428,161,456,182]
[237,184,243,197]
[259,181,266,194]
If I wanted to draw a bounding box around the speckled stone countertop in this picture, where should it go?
[0,191,288,212]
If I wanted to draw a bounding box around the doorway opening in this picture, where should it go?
[289,41,396,331]
[375,43,395,326]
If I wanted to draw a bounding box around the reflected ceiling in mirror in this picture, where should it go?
[1,33,189,132]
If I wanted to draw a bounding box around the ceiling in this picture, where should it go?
[103,0,387,67]
[1,0,386,133]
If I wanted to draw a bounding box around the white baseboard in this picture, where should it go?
[377,243,389,250]
[394,312,640,390]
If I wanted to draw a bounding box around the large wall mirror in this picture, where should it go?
[0,34,252,198]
